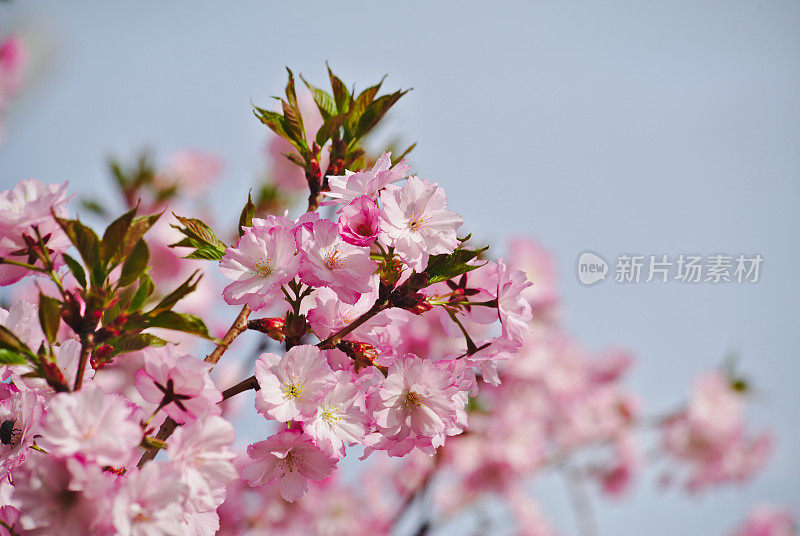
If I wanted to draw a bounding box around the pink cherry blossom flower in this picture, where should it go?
[496,258,534,343]
[242,429,337,502]
[112,462,189,536]
[379,176,463,271]
[135,346,222,424]
[323,152,410,207]
[168,414,237,512]
[39,385,141,467]
[299,219,376,304]
[303,371,369,458]
[506,237,561,319]
[254,345,336,422]
[13,455,115,536]
[0,179,72,286]
[373,354,466,456]
[338,195,382,246]
[730,505,798,536]
[0,387,44,479]
[219,224,301,311]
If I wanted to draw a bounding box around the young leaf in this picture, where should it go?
[327,64,351,114]
[129,273,155,312]
[301,75,336,119]
[355,89,409,140]
[106,332,167,357]
[316,114,347,147]
[53,214,102,283]
[0,348,28,365]
[62,253,87,289]
[38,294,62,345]
[148,271,203,315]
[238,192,256,237]
[424,246,489,285]
[147,310,215,340]
[254,107,289,140]
[101,206,138,265]
[119,239,150,288]
[0,325,35,357]
[169,215,227,261]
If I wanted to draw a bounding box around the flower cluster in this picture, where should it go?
[0,65,789,536]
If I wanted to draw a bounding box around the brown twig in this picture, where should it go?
[74,334,94,391]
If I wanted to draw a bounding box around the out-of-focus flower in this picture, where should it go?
[730,506,798,536]
[0,387,44,479]
[39,385,141,467]
[168,414,238,513]
[13,455,115,536]
[0,180,72,286]
[154,151,222,196]
[112,462,189,536]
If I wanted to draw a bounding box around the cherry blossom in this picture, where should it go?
[39,385,141,467]
[338,195,382,246]
[0,179,72,286]
[0,387,44,479]
[254,345,336,422]
[242,429,337,502]
[112,462,189,536]
[219,225,301,310]
[299,218,376,304]
[323,152,410,207]
[135,346,222,424]
[379,175,463,271]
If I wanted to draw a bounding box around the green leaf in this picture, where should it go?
[38,294,62,345]
[148,310,214,340]
[0,325,34,357]
[118,213,161,265]
[316,114,347,147]
[424,246,490,285]
[0,348,28,365]
[148,271,202,314]
[327,64,351,114]
[355,89,409,140]
[119,239,150,287]
[53,214,102,284]
[62,253,87,288]
[301,75,336,119]
[254,107,288,139]
[169,215,227,261]
[129,273,155,312]
[349,76,386,128]
[107,332,167,357]
[281,99,308,153]
[238,192,256,237]
[101,206,138,265]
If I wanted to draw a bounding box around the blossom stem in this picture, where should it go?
[74,334,94,391]
[221,375,260,400]
[317,301,388,349]
[0,258,44,271]
[0,520,21,536]
[205,304,252,366]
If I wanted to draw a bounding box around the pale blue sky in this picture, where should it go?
[2,1,799,534]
